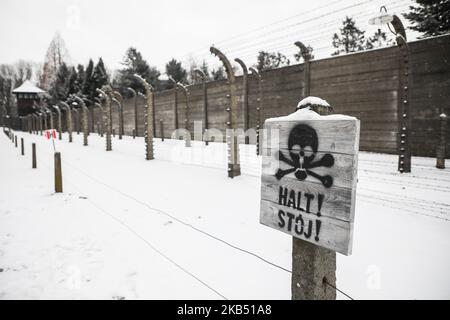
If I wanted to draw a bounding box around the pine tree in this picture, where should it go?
[49,63,70,102]
[200,60,211,80]
[115,47,160,95]
[91,58,108,98]
[67,66,79,95]
[404,0,450,38]
[165,58,187,88]
[332,17,366,56]
[365,28,395,50]
[83,59,94,98]
[75,64,85,94]
[255,51,290,72]
[211,67,226,80]
[0,64,14,115]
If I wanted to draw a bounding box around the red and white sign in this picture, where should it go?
[45,130,57,139]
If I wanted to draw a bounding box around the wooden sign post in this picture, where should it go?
[32,143,37,169]
[260,100,360,299]
[54,152,63,193]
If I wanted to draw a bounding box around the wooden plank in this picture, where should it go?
[260,200,353,255]
[263,120,360,154]
[262,150,357,189]
[261,174,354,221]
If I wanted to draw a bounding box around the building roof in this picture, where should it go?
[12,80,45,94]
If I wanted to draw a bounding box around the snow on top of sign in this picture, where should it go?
[296,96,330,108]
[266,106,357,122]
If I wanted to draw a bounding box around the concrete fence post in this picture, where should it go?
[134,74,154,160]
[210,46,241,178]
[160,119,164,142]
[53,106,62,140]
[74,96,89,146]
[127,88,138,136]
[59,102,73,143]
[97,88,112,151]
[295,41,313,97]
[194,68,209,145]
[250,67,263,156]
[396,34,411,173]
[94,102,104,137]
[177,82,191,148]
[21,137,24,155]
[436,113,447,169]
[235,58,249,144]
[112,91,124,140]
[169,76,179,130]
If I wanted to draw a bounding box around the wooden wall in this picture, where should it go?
[100,34,450,157]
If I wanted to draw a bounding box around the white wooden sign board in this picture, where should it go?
[260,118,360,255]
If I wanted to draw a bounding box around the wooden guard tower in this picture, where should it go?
[12,80,45,116]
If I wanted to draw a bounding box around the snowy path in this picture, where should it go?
[1,130,449,299]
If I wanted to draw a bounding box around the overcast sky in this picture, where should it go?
[0,0,415,74]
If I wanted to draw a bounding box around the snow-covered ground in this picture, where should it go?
[0,130,449,300]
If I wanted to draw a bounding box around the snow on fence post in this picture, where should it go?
[134,74,154,160]
[235,58,249,145]
[112,91,124,140]
[127,87,138,136]
[210,46,241,178]
[250,67,263,156]
[96,88,112,151]
[177,82,191,148]
[194,68,209,145]
[260,96,360,300]
[294,41,313,97]
[436,113,447,169]
[54,152,63,193]
[59,102,73,143]
[32,142,37,169]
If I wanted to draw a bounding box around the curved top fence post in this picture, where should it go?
[210,46,241,178]
[134,74,154,160]
[235,58,250,144]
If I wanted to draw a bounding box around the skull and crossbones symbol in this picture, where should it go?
[275,124,334,188]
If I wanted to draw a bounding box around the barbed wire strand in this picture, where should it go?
[33,150,229,300]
